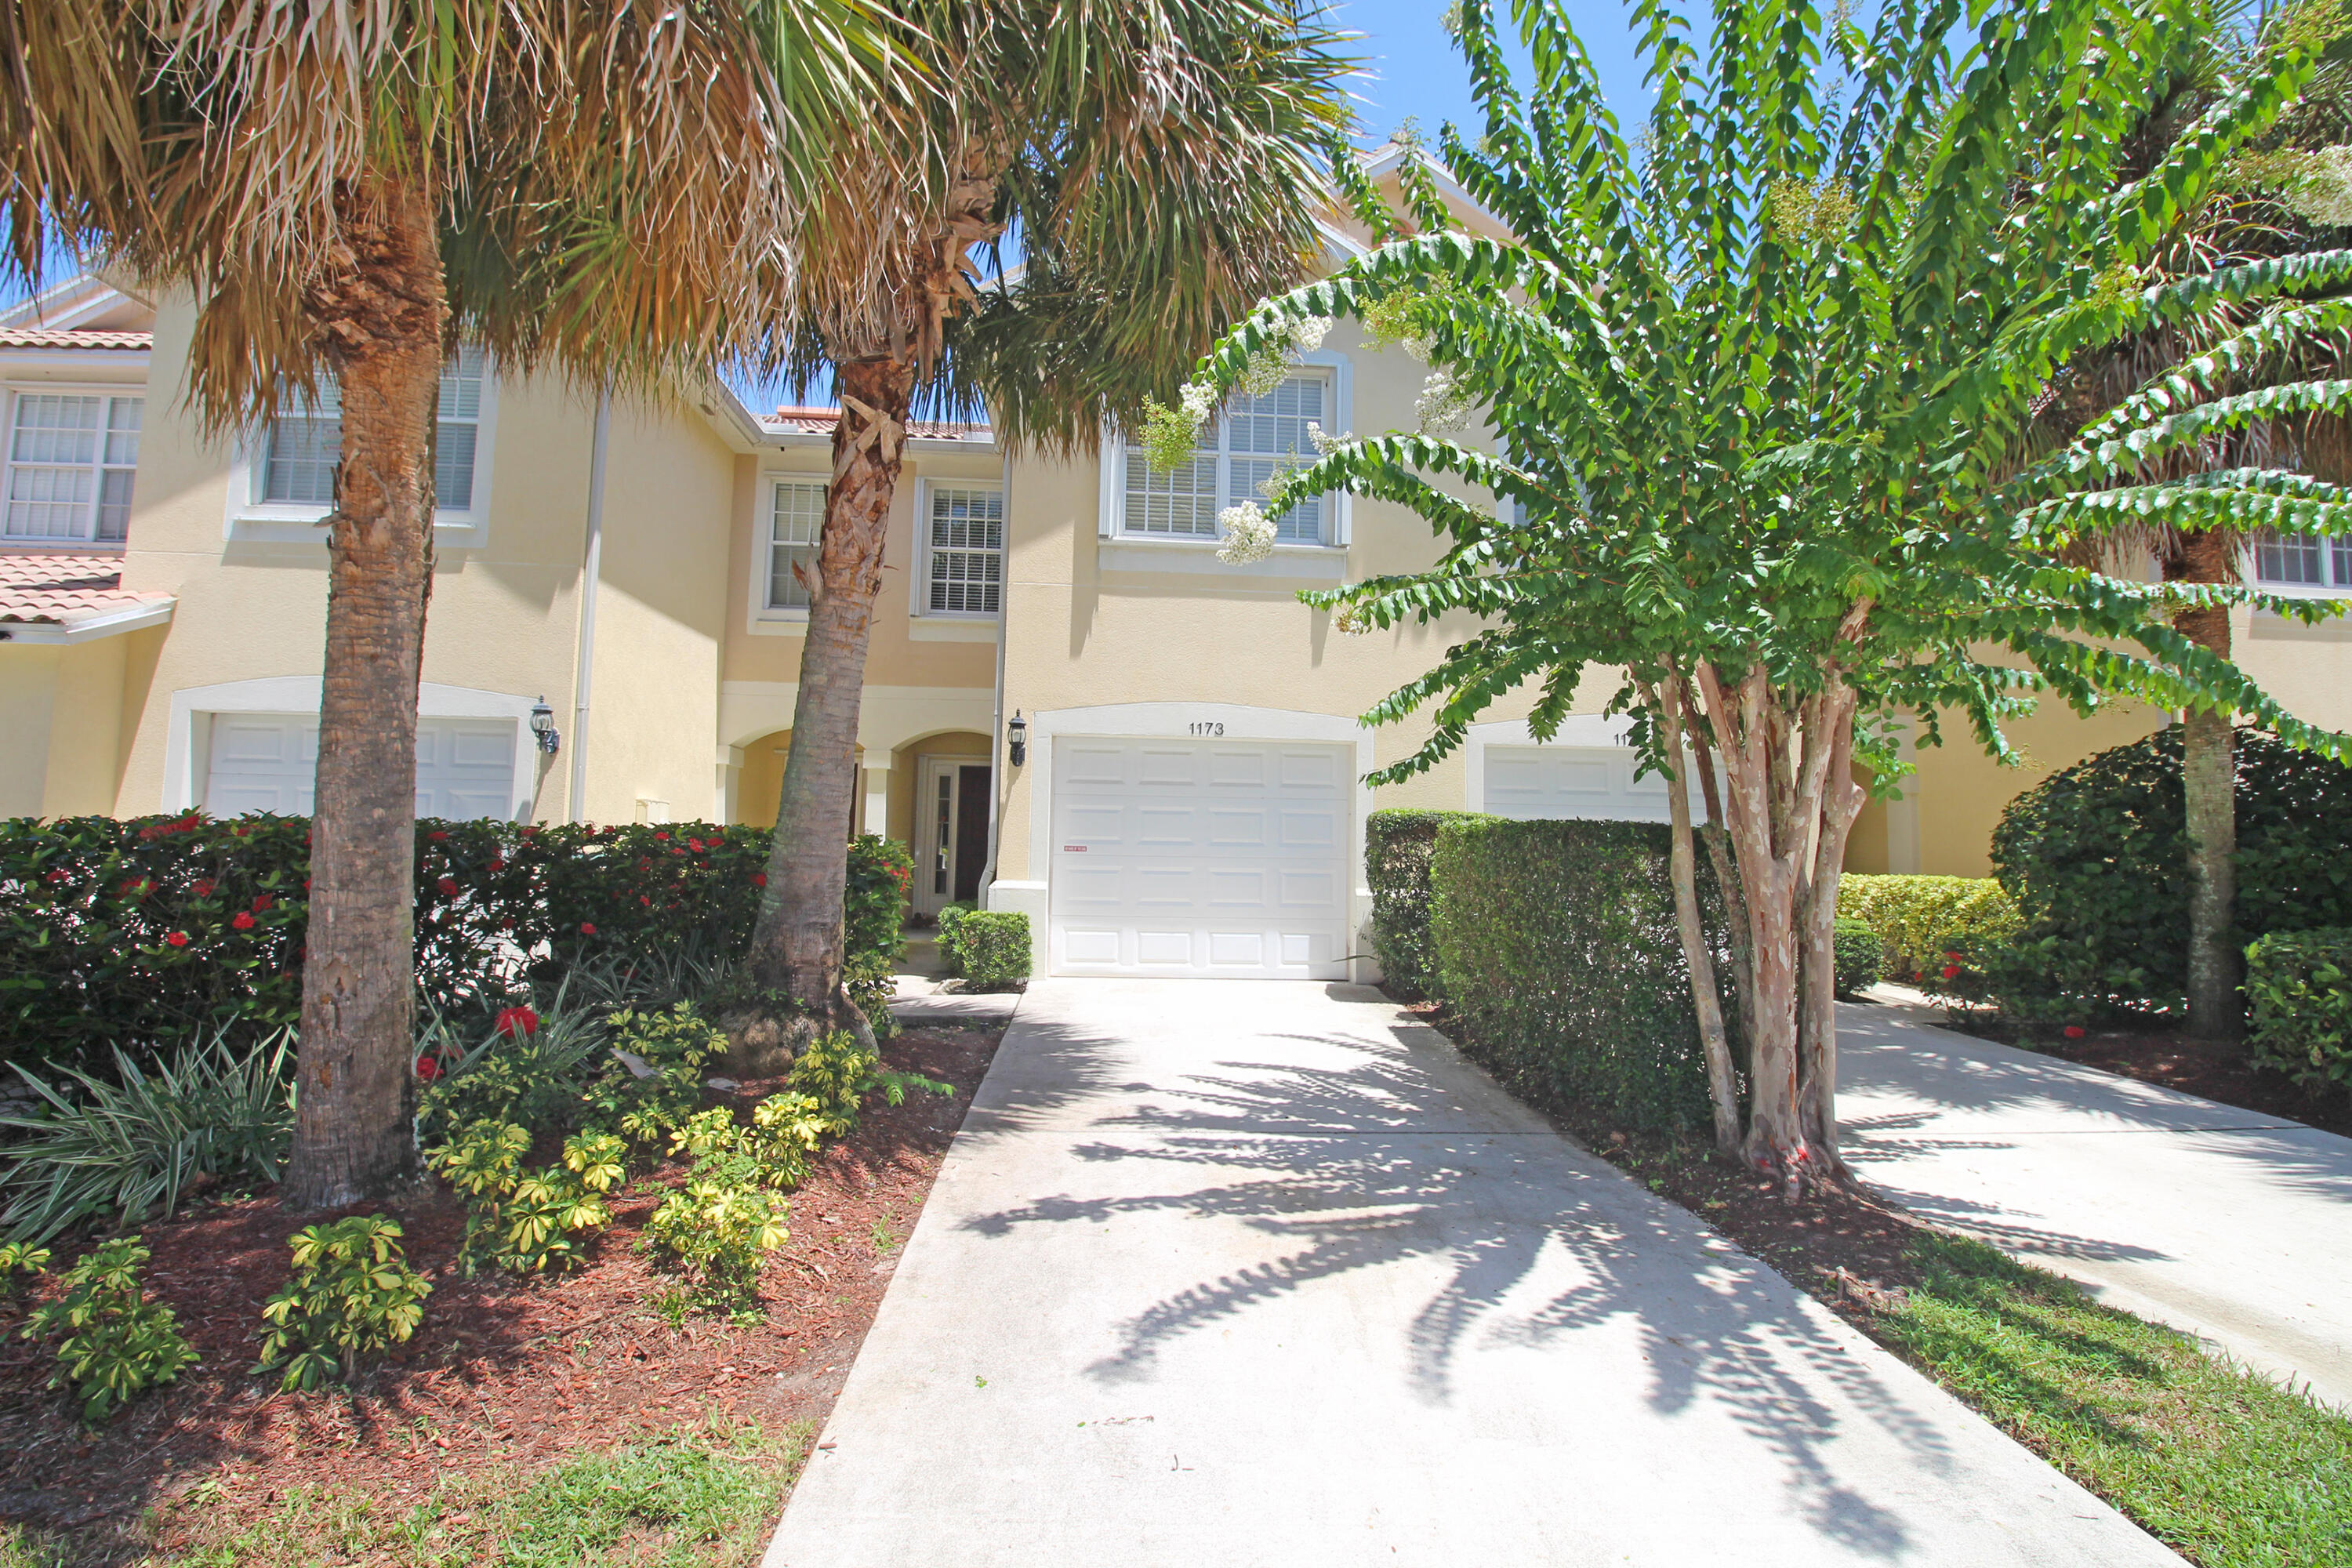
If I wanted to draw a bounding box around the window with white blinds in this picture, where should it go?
[2252,528,2352,591]
[4,393,143,543]
[1120,371,1330,544]
[924,484,1004,615]
[768,481,826,611]
[260,346,489,510]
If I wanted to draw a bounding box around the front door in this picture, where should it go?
[916,758,993,916]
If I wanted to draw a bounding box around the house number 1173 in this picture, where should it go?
[1189,721,1225,736]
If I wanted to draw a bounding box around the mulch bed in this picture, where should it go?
[0,1021,1003,1548]
[1933,1008,2352,1138]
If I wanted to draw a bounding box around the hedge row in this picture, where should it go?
[1835,874,2022,1002]
[1428,817,1739,1132]
[1365,810,1483,1000]
[0,815,910,1069]
[2245,927,2352,1100]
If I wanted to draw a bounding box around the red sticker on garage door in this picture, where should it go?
[1062,844,1087,852]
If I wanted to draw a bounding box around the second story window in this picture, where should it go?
[261,347,488,510]
[769,481,826,611]
[924,484,1003,615]
[2252,528,2352,591]
[4,392,143,543]
[1119,371,1330,545]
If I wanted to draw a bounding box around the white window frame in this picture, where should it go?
[1098,350,1352,548]
[753,474,828,630]
[2245,530,2352,597]
[911,477,1005,621]
[2,385,144,546]
[223,348,500,548]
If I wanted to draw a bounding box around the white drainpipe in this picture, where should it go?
[978,447,1011,904]
[567,387,611,822]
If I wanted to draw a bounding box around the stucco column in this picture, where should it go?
[862,764,891,840]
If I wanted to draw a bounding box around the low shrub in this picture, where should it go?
[1833,918,1882,999]
[415,1000,612,1147]
[1366,810,1486,1000]
[0,1240,49,1295]
[428,1123,624,1276]
[1991,725,2352,1014]
[20,1235,198,1422]
[948,911,1030,988]
[2245,927,2352,1101]
[253,1215,433,1392]
[0,815,910,1073]
[1835,875,2022,999]
[643,1170,791,1319]
[1428,818,1739,1132]
[0,1029,295,1243]
[592,1003,731,1148]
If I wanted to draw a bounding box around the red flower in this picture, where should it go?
[2063,1025,2086,1040]
[1940,964,1962,980]
[639,895,652,906]
[192,879,215,898]
[415,1054,443,1082]
[252,894,274,912]
[579,921,597,935]
[495,1006,540,1037]
[303,878,312,890]
[165,931,190,948]
[498,917,515,931]
[688,838,706,853]
[437,877,459,896]
[654,831,671,841]
[232,826,249,837]
[521,826,539,838]
[488,856,506,872]
[42,869,66,884]
[752,873,767,887]
[1945,950,1962,963]
[428,830,449,842]
[232,911,256,931]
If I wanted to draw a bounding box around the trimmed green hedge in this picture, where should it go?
[0,815,909,1070]
[947,911,1031,989]
[1991,725,2352,1014]
[2245,927,2352,1100]
[1366,810,1489,1000]
[1836,875,2022,1001]
[1833,917,1882,998]
[1428,818,1738,1132]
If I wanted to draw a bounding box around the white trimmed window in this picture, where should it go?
[768,481,826,611]
[922,484,1004,615]
[2252,528,2352,591]
[1119,370,1330,544]
[260,347,488,510]
[4,392,143,543]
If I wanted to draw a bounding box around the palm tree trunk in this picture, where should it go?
[286,172,445,1208]
[2169,528,2240,1042]
[750,354,915,1025]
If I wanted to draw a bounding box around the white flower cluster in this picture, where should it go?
[1216,502,1276,564]
[1178,381,1218,425]
[1333,601,1372,636]
[1416,368,1473,435]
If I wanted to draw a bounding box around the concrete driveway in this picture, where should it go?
[766,980,2168,1566]
[1839,996,2352,1412]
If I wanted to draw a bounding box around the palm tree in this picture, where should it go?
[743,0,1355,1031]
[2,0,898,1204]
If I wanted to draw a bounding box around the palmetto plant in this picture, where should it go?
[744,0,1356,1029]
[2,0,898,1205]
[1,1029,295,1243]
[1180,0,2352,1188]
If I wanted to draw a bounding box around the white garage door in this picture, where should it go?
[203,713,519,819]
[1050,736,1352,979]
[1483,745,1701,823]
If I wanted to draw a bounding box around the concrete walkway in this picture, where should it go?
[768,980,2169,1566]
[1839,996,2352,1412]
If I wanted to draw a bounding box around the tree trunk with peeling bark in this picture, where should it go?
[1646,671,1742,1152]
[746,356,915,1064]
[285,172,445,1209]
[2169,528,2241,1043]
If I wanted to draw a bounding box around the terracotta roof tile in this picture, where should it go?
[764,405,991,442]
[0,327,153,351]
[0,552,172,627]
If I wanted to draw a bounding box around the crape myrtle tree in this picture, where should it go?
[744,0,1353,1039]
[2,0,895,1205]
[1163,0,2352,1192]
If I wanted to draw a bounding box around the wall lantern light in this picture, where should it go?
[530,696,561,757]
[1007,710,1028,767]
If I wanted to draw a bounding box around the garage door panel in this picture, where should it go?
[205,713,515,822]
[1051,735,1351,979]
[1482,742,1700,825]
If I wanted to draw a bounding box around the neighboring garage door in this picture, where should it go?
[1050,736,1351,979]
[1482,744,1699,822]
[202,713,519,818]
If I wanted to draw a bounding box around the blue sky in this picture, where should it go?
[1335,0,1652,146]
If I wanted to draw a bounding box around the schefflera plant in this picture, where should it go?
[1174,0,2352,1192]
[255,1214,432,1392]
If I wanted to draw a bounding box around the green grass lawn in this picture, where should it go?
[0,1419,809,1567]
[1875,1235,2352,1568]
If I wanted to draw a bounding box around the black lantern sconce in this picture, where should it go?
[530,696,561,757]
[1006,709,1028,767]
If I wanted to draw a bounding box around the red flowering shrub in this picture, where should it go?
[2063,1024,2087,1039]
[495,1006,540,1037]
[2,815,907,1073]
[415,1054,443,1081]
